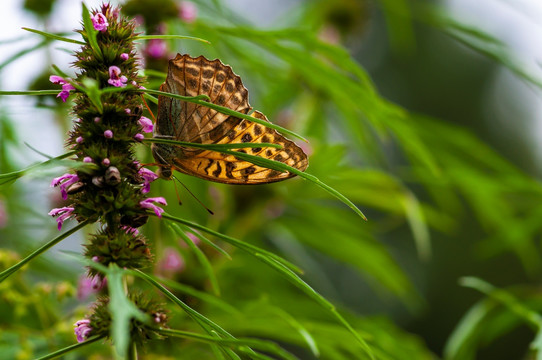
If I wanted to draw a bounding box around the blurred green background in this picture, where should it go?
[2,0,542,359]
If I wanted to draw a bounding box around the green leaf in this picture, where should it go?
[155,328,298,360]
[0,220,90,283]
[0,90,62,97]
[81,3,103,61]
[169,223,221,296]
[158,277,239,315]
[134,34,211,44]
[216,148,367,221]
[21,27,86,45]
[160,214,374,359]
[80,77,104,113]
[140,88,307,143]
[34,336,105,360]
[107,264,149,357]
[161,213,302,274]
[0,151,78,186]
[132,269,257,359]
[143,137,282,151]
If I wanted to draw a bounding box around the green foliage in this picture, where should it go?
[2,0,542,359]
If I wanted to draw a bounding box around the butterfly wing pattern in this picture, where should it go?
[152,53,308,184]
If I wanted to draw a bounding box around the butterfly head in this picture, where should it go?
[156,166,173,180]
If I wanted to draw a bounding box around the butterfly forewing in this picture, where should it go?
[152,53,308,184]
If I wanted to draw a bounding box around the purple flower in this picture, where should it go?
[51,173,79,200]
[125,108,131,114]
[134,133,144,141]
[102,158,110,166]
[74,319,92,343]
[104,130,113,139]
[179,1,197,23]
[139,168,158,193]
[77,275,106,300]
[83,157,93,163]
[145,39,167,59]
[48,207,75,231]
[49,75,65,84]
[139,197,167,217]
[138,116,153,133]
[120,53,129,61]
[107,66,128,88]
[94,117,101,123]
[76,136,84,144]
[0,199,7,229]
[91,13,109,32]
[49,75,75,102]
[159,247,185,273]
[121,225,140,236]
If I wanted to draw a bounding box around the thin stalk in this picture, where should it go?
[0,220,90,283]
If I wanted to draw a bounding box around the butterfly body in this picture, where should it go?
[152,54,308,184]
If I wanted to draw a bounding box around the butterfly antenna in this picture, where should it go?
[172,177,182,206]
[173,175,214,215]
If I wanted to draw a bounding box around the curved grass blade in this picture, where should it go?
[0,90,61,96]
[132,269,257,359]
[218,149,367,220]
[134,34,211,44]
[0,220,90,283]
[158,277,240,315]
[169,223,221,296]
[133,269,233,336]
[0,39,50,71]
[180,226,232,260]
[0,151,76,186]
[22,27,86,45]
[34,336,105,360]
[156,328,298,360]
[161,214,374,359]
[270,307,319,357]
[140,89,307,142]
[144,137,282,151]
[161,213,302,274]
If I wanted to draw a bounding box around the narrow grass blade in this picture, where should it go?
[0,90,61,96]
[161,214,303,274]
[22,27,86,45]
[218,149,367,221]
[134,34,211,44]
[158,277,239,315]
[0,220,90,283]
[34,336,105,360]
[161,214,373,359]
[140,89,307,142]
[169,223,221,296]
[271,307,319,357]
[0,151,76,186]
[132,269,234,338]
[144,137,282,150]
[156,328,298,360]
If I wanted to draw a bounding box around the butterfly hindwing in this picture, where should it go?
[153,54,308,184]
[172,110,308,184]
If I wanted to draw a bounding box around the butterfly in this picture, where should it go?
[151,53,308,184]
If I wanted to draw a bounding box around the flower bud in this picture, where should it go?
[105,166,121,186]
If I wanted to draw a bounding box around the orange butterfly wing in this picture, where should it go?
[152,54,308,184]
